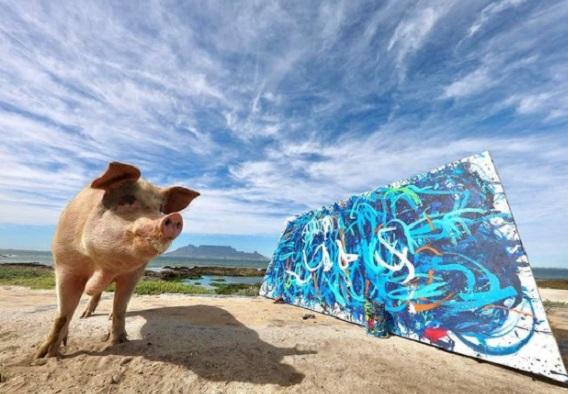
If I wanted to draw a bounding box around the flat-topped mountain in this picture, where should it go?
[165,244,269,261]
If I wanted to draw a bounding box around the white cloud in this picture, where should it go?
[442,68,492,99]
[468,0,527,37]
[508,91,568,120]
[504,64,568,120]
[317,1,346,50]
[387,5,446,76]
[517,93,553,114]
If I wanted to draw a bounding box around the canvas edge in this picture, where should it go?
[483,151,568,383]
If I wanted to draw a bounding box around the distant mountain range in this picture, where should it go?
[165,244,269,261]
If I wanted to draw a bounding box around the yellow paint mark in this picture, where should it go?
[424,212,436,231]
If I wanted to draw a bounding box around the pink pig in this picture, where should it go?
[36,162,199,358]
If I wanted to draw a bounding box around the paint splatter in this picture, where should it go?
[424,327,448,342]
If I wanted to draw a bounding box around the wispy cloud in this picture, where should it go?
[0,1,567,265]
[506,70,568,120]
[442,68,492,99]
[468,0,527,37]
[387,5,446,76]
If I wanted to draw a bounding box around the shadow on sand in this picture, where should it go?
[68,305,315,387]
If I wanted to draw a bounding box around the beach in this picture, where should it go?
[0,285,566,393]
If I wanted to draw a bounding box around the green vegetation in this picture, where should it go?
[0,265,261,296]
[133,278,212,295]
[211,282,261,296]
[537,280,568,290]
[0,266,55,289]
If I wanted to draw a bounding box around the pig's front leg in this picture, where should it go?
[36,271,86,358]
[108,266,145,345]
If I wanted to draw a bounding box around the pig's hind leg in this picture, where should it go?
[80,292,102,318]
[35,271,86,358]
[107,267,144,345]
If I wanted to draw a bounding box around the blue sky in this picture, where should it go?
[0,1,566,267]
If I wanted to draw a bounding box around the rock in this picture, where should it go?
[302,314,316,320]
[143,270,161,278]
[159,270,181,280]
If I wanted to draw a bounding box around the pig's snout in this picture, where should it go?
[161,213,183,240]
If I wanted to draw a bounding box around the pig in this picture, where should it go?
[35,162,199,358]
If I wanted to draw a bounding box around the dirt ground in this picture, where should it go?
[0,286,566,393]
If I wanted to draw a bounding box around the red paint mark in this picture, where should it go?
[424,327,448,342]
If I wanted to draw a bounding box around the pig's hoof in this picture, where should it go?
[80,309,93,319]
[111,333,128,345]
[102,331,128,344]
[35,342,62,359]
[35,343,50,359]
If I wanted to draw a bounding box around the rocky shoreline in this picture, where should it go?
[0,262,266,280]
[145,265,266,280]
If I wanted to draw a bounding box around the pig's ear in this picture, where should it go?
[162,186,200,213]
[91,162,141,189]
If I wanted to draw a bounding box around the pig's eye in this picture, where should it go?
[118,194,137,206]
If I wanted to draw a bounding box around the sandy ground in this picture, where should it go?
[541,288,568,303]
[0,286,566,393]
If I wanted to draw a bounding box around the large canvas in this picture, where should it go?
[260,151,567,383]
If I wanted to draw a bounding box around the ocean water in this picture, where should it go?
[0,249,566,280]
[0,249,268,270]
[0,249,54,265]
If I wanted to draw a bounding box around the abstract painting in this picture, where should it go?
[260,151,567,383]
